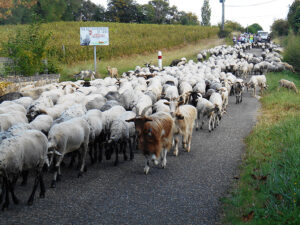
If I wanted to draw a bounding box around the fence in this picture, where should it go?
[0,74,60,95]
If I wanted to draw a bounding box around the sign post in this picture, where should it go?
[158,51,162,70]
[80,27,109,73]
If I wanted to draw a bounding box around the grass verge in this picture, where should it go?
[60,37,224,81]
[222,71,300,224]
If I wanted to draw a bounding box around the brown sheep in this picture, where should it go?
[107,66,118,78]
[278,79,298,94]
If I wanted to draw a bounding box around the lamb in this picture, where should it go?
[126,111,174,174]
[165,100,197,155]
[278,79,299,94]
[47,117,90,188]
[0,130,49,208]
[107,66,118,78]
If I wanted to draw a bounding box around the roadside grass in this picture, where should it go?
[222,71,300,224]
[59,38,224,81]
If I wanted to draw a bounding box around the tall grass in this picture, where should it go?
[0,22,218,64]
[283,34,300,72]
[222,71,300,224]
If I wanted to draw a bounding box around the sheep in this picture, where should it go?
[0,101,27,115]
[219,87,229,110]
[278,79,299,94]
[247,75,267,97]
[13,97,33,109]
[47,117,90,188]
[0,130,49,208]
[100,100,120,111]
[74,70,95,81]
[0,92,23,104]
[153,99,170,113]
[126,111,174,174]
[132,94,152,116]
[83,109,103,163]
[54,104,87,124]
[107,66,118,78]
[0,111,28,132]
[29,114,54,135]
[163,85,179,101]
[85,95,106,110]
[165,100,197,155]
[194,97,219,132]
[106,111,136,166]
[209,92,223,128]
[27,96,54,122]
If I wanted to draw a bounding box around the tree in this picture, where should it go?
[201,0,211,26]
[246,23,263,34]
[107,0,140,23]
[288,0,300,33]
[180,12,199,25]
[0,0,36,24]
[61,0,82,21]
[271,19,289,37]
[34,0,67,22]
[148,0,170,24]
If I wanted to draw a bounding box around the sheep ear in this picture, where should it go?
[164,102,170,105]
[126,118,136,123]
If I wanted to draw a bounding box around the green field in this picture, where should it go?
[0,22,218,64]
[222,71,300,224]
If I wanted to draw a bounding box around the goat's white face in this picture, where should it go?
[168,101,178,117]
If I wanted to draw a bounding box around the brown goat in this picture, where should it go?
[126,111,174,174]
[107,66,118,78]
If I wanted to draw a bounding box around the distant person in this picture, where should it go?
[233,36,237,45]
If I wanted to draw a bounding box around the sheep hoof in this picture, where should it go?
[144,166,150,175]
[39,193,45,199]
[57,174,62,182]
[196,128,198,131]
[50,180,56,188]
[161,162,166,168]
[173,151,178,156]
[27,200,33,206]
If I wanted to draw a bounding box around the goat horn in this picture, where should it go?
[141,105,152,117]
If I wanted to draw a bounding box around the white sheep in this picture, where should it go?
[278,79,298,93]
[47,117,90,188]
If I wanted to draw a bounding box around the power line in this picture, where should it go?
[226,0,281,8]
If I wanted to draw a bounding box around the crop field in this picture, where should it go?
[0,22,218,64]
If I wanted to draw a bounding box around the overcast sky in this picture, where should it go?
[90,0,294,32]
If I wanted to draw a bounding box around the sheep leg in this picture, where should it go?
[129,139,134,160]
[20,170,29,186]
[98,142,103,162]
[51,155,64,188]
[78,143,88,177]
[195,112,200,131]
[114,144,119,167]
[187,134,192,152]
[182,133,188,151]
[0,179,4,204]
[144,155,150,175]
[161,149,168,168]
[208,114,213,132]
[122,141,128,161]
[2,177,10,210]
[10,175,19,205]
[88,142,95,165]
[39,172,46,198]
[173,135,179,156]
[27,172,40,205]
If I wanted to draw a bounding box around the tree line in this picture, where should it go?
[0,0,200,26]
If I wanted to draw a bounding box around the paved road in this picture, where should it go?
[0,91,259,225]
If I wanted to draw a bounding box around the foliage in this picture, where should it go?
[0,22,56,76]
[246,23,263,34]
[288,0,300,34]
[283,34,300,72]
[0,0,36,23]
[201,0,211,26]
[271,19,289,37]
[218,28,231,38]
[0,21,218,64]
[222,71,300,224]
[107,0,140,23]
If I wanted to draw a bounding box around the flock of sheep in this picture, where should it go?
[0,41,295,210]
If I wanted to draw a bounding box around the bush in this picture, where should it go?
[0,22,57,76]
[283,34,300,72]
[271,19,289,37]
[218,28,231,38]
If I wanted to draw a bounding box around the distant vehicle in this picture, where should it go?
[257,30,269,43]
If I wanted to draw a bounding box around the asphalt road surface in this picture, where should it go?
[0,90,259,225]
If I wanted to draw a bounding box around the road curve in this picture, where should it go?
[0,91,259,225]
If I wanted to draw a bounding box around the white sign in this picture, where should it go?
[80,27,109,46]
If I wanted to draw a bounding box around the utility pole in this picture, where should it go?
[220,0,225,31]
